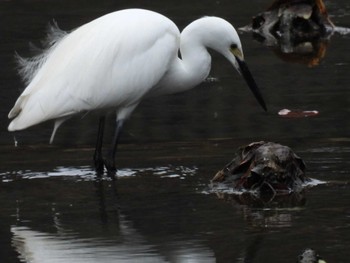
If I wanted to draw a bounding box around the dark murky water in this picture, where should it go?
[1,1,350,262]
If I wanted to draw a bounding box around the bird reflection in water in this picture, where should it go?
[11,173,216,263]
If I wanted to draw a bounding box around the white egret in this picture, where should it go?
[8,9,267,176]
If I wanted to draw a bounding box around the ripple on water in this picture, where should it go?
[203,178,327,196]
[0,165,198,183]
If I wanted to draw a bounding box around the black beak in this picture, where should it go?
[235,56,267,112]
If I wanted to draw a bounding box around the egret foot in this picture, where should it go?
[104,158,117,179]
[94,155,105,176]
[100,119,124,180]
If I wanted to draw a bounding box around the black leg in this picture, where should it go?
[94,116,106,176]
[104,119,124,178]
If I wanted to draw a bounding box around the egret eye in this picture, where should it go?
[230,43,238,50]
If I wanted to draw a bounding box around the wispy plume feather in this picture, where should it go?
[15,20,68,85]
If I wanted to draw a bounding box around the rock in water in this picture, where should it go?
[212,141,309,194]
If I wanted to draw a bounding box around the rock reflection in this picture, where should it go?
[206,178,326,228]
[210,190,306,228]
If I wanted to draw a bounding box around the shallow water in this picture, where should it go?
[1,1,350,262]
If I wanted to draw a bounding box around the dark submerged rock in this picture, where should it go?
[240,0,337,66]
[212,141,309,195]
[251,0,334,39]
